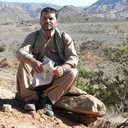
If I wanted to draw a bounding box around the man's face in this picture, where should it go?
[40,12,58,31]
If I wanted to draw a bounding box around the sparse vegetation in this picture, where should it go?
[75,24,128,112]
[0,14,128,126]
[0,45,5,52]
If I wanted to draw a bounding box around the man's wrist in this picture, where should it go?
[61,66,66,72]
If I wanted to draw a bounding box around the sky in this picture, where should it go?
[0,0,98,6]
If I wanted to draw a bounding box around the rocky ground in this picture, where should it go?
[0,19,128,128]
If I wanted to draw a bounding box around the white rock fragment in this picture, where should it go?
[2,104,12,112]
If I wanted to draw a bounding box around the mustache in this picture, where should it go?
[44,23,56,29]
[45,23,52,26]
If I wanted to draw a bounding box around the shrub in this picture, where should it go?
[0,45,5,52]
[75,24,128,112]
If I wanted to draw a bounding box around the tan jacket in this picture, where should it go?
[16,28,78,67]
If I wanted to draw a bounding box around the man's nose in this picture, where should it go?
[46,18,50,22]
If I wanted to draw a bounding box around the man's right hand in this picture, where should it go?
[22,57,44,73]
[30,59,44,73]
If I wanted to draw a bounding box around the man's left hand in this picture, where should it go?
[53,66,64,77]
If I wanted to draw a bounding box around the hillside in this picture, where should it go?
[58,5,87,23]
[85,0,128,18]
[0,7,32,23]
[91,0,128,6]
[0,1,61,18]
[0,18,128,128]
[58,5,84,17]
[0,0,128,23]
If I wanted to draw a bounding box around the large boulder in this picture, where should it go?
[55,86,106,117]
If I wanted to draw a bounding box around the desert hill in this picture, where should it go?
[58,5,84,17]
[0,0,128,23]
[0,7,32,23]
[91,0,128,6]
[85,0,128,18]
[58,5,87,23]
[0,1,61,18]
[16,3,61,18]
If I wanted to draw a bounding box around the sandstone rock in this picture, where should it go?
[67,86,87,96]
[55,86,106,117]
[78,114,97,125]
[2,104,12,112]
[0,86,15,99]
[14,123,36,128]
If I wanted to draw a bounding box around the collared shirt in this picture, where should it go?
[16,28,78,67]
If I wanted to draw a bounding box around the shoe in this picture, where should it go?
[41,96,54,117]
[24,99,37,111]
[44,103,54,117]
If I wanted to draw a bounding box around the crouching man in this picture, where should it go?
[16,7,78,117]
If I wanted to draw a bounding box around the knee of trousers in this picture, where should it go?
[17,62,33,76]
[65,68,78,80]
[18,62,32,70]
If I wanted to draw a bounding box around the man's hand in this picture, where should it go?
[53,64,71,77]
[30,59,44,73]
[22,57,43,73]
[53,66,64,77]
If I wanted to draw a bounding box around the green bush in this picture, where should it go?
[75,24,128,111]
[0,46,5,52]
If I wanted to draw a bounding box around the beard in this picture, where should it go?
[42,23,55,31]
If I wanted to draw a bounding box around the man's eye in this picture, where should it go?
[49,18,53,20]
[42,17,53,21]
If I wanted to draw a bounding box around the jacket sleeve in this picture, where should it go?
[63,32,79,68]
[16,32,36,62]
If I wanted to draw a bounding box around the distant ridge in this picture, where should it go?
[91,0,128,6]
[0,7,32,23]
[0,1,61,18]
[58,5,84,17]
[0,0,128,23]
[58,5,87,23]
[85,0,128,18]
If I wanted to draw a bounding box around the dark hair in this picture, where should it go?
[40,7,58,19]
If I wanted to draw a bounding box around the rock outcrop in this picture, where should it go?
[55,86,106,117]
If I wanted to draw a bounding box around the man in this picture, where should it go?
[16,7,78,117]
